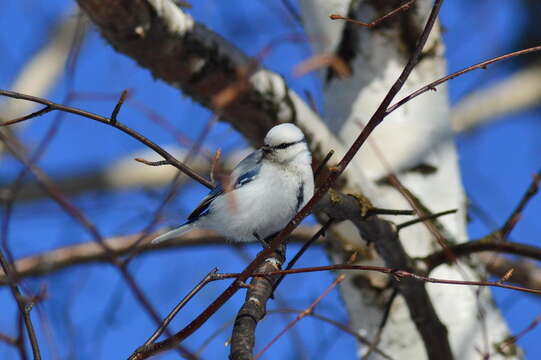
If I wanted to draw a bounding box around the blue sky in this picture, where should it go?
[1,1,540,359]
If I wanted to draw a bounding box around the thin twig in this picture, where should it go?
[215,264,541,295]
[364,288,398,359]
[330,0,416,28]
[0,131,112,252]
[0,332,17,346]
[272,220,333,293]
[118,265,198,360]
[110,89,129,123]
[397,209,457,231]
[134,158,171,167]
[387,45,541,116]
[496,315,541,354]
[368,208,416,216]
[1,106,53,125]
[500,168,541,237]
[0,251,41,359]
[386,174,457,263]
[313,149,334,178]
[143,268,219,345]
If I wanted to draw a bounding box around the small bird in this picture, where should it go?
[152,123,314,244]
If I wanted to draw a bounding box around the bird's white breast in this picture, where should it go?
[199,161,310,242]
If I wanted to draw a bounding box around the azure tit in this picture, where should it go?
[152,123,314,244]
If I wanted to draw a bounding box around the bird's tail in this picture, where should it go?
[152,222,195,244]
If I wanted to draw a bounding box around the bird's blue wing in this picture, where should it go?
[230,149,263,185]
[187,150,263,221]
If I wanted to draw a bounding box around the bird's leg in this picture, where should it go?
[253,232,269,248]
[264,232,286,262]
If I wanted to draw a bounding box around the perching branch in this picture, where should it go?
[229,244,286,360]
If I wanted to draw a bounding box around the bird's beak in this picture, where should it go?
[262,145,272,154]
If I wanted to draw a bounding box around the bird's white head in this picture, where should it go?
[262,123,310,164]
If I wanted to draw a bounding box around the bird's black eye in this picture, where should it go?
[272,138,305,150]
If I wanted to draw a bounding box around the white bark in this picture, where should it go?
[299,0,516,359]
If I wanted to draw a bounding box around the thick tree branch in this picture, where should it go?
[229,245,285,360]
[75,0,315,145]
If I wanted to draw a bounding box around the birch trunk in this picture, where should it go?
[299,1,517,359]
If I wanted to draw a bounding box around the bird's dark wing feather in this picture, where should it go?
[187,186,223,221]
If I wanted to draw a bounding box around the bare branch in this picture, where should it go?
[501,168,541,237]
[134,158,172,167]
[0,89,213,189]
[216,265,541,296]
[329,0,416,28]
[143,268,219,346]
[387,45,541,116]
[0,246,41,359]
[452,63,541,133]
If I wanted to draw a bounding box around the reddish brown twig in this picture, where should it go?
[501,168,541,238]
[272,219,333,293]
[330,0,416,28]
[214,264,541,296]
[143,268,218,346]
[387,45,541,116]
